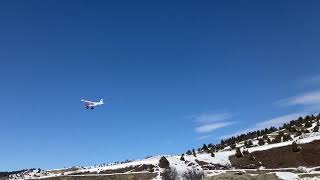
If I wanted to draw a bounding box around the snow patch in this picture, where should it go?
[274,172,299,180]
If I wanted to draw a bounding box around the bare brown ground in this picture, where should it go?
[230,140,320,169]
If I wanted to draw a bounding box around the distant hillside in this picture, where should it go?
[8,113,320,180]
[190,113,320,155]
[0,169,28,180]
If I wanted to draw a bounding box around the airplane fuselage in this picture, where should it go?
[81,99,104,109]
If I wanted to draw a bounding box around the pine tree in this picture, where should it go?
[305,115,311,122]
[292,141,302,152]
[283,134,292,142]
[202,144,208,151]
[290,120,295,126]
[242,150,249,155]
[192,149,197,157]
[258,139,265,146]
[290,126,297,133]
[230,144,236,149]
[221,140,225,145]
[274,134,282,143]
[159,156,170,168]
[296,131,302,137]
[245,140,253,148]
[305,121,312,128]
[303,129,310,133]
[211,152,215,157]
[257,130,261,137]
[180,154,185,161]
[283,123,290,130]
[314,126,319,132]
[244,140,248,147]
[279,131,284,137]
[297,117,303,124]
[267,138,272,144]
[210,147,216,153]
[235,147,243,158]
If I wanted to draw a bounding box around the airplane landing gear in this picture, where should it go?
[91,107,94,110]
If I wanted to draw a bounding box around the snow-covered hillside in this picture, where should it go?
[8,115,320,180]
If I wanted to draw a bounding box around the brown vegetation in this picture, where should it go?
[230,140,320,168]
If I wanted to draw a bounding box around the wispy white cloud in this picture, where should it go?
[284,90,320,106]
[191,112,232,123]
[255,113,306,128]
[220,112,307,139]
[191,112,235,137]
[196,121,235,133]
[273,73,320,125]
[221,75,320,140]
[278,90,320,113]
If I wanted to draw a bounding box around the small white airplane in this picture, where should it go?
[81,99,104,109]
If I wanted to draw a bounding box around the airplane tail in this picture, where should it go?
[100,99,104,104]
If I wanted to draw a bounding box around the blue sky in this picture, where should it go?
[1,0,320,171]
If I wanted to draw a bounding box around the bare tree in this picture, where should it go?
[161,167,178,180]
[182,168,204,180]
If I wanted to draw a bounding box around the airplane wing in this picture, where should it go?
[81,99,93,103]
